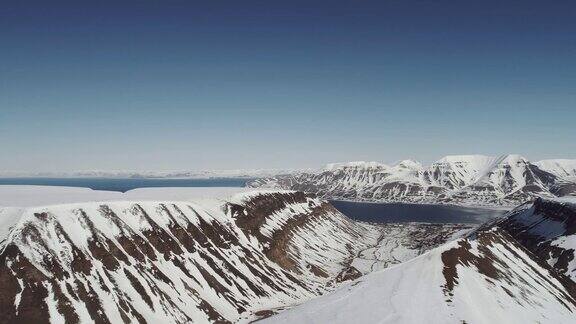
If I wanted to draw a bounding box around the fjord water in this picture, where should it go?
[331,200,508,224]
[0,177,252,192]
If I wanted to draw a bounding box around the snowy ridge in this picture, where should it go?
[264,227,576,324]
[0,190,468,323]
[0,185,250,208]
[249,154,576,206]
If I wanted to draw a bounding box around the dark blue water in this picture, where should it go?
[0,177,252,193]
[330,200,508,224]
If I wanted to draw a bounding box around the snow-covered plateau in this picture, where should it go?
[249,154,576,206]
[0,185,574,323]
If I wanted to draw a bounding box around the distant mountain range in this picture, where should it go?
[0,168,303,179]
[248,155,576,206]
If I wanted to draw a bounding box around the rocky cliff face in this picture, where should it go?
[0,191,468,323]
[499,197,576,281]
[249,155,576,206]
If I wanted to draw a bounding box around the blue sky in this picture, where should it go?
[1,0,575,171]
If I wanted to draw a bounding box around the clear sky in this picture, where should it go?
[1,0,575,171]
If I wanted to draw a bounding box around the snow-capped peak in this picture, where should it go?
[496,154,529,165]
[435,154,495,164]
[394,159,422,170]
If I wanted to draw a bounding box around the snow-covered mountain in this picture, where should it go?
[249,155,576,206]
[0,190,468,323]
[535,159,576,179]
[264,198,576,324]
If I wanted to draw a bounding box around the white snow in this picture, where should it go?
[0,185,123,207]
[0,207,24,246]
[554,196,576,205]
[0,185,249,207]
[14,277,23,315]
[45,283,67,323]
[535,159,576,179]
[263,233,576,324]
[0,185,249,248]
